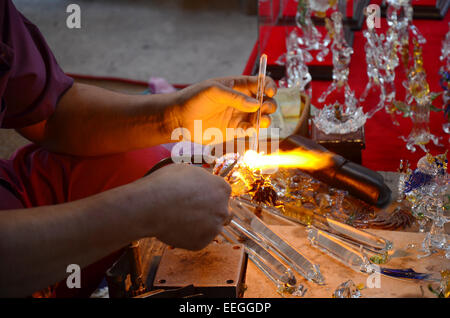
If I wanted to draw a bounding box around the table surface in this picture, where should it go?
[244,225,448,298]
[241,171,449,298]
[117,172,448,299]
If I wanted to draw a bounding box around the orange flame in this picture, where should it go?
[242,149,333,171]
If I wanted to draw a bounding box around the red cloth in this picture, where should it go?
[244,11,450,172]
[413,0,438,6]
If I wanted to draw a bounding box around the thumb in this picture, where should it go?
[214,83,260,113]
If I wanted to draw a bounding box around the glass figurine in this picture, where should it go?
[440,23,450,140]
[277,0,339,94]
[313,12,367,134]
[400,39,442,152]
[360,0,429,124]
[318,12,352,103]
[277,29,312,95]
[360,9,387,117]
[397,159,411,203]
[295,0,332,61]
[309,0,337,15]
[404,153,449,259]
[387,0,425,71]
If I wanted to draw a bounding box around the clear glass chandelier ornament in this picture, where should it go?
[313,12,367,135]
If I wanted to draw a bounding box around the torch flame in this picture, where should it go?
[242,149,333,171]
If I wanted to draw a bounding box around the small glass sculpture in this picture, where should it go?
[295,0,333,60]
[277,0,338,95]
[312,100,367,135]
[387,0,426,72]
[361,0,427,124]
[314,12,367,134]
[404,153,449,259]
[440,23,450,140]
[400,39,442,152]
[360,17,384,108]
[429,270,450,298]
[397,159,411,203]
[360,8,395,121]
[277,29,312,96]
[379,0,403,122]
[332,280,362,298]
[318,12,352,103]
[309,0,337,15]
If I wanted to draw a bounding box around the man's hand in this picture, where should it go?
[130,164,232,250]
[173,76,278,144]
[0,163,232,296]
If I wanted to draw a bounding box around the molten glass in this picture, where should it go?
[242,149,333,171]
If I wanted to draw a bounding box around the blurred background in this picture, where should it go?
[1,0,258,158]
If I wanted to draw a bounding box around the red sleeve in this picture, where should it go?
[0,179,24,210]
[0,0,73,129]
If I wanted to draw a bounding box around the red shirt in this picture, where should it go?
[0,0,73,129]
[0,0,73,209]
[0,0,170,297]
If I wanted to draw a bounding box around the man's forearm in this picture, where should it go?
[0,182,155,297]
[20,83,180,156]
[17,76,277,157]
